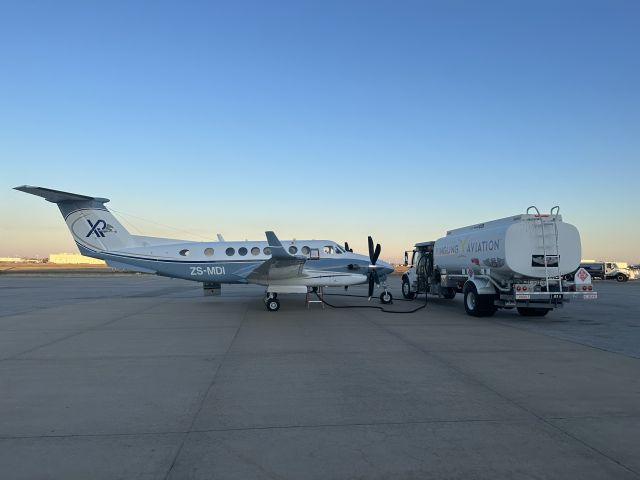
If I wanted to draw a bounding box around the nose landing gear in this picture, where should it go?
[379,284,393,304]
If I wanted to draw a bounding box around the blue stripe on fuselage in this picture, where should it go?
[75,242,373,284]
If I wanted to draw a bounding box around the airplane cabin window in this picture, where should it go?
[238,247,247,256]
[204,248,214,257]
[301,246,310,255]
[251,247,260,256]
[263,247,271,255]
[226,247,235,256]
[179,249,190,256]
[323,245,334,254]
[289,246,298,254]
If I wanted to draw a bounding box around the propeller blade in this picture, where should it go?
[367,236,374,263]
[344,241,350,252]
[373,243,381,265]
[368,275,375,298]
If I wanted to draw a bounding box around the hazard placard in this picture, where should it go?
[574,267,591,285]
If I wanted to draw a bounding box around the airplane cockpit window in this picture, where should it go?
[238,247,247,256]
[251,247,260,256]
[263,247,272,255]
[335,245,344,254]
[323,245,334,254]
[204,248,214,257]
[301,246,310,255]
[226,247,235,256]
[179,249,190,256]
[289,246,298,254]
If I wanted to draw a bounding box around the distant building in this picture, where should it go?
[48,253,106,265]
[0,257,27,263]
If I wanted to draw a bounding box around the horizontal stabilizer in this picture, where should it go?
[14,185,110,204]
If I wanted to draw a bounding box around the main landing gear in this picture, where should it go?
[264,293,280,312]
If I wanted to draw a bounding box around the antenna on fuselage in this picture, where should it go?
[217,234,225,242]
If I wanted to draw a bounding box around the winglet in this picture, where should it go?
[265,231,293,259]
[14,185,110,204]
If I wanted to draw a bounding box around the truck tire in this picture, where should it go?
[517,307,549,317]
[463,283,496,317]
[616,273,628,282]
[441,287,456,299]
[402,278,416,299]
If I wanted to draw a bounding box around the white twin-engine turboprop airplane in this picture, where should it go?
[15,186,395,311]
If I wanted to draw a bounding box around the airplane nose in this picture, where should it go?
[380,261,394,276]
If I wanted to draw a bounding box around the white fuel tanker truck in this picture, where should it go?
[401,207,598,317]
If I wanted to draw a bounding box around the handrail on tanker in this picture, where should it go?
[550,206,562,288]
[527,205,551,291]
[527,206,541,216]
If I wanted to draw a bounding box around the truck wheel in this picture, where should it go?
[441,287,456,299]
[517,307,549,317]
[463,283,495,317]
[402,278,415,299]
[616,273,628,282]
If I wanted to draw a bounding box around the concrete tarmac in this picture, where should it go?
[0,275,639,479]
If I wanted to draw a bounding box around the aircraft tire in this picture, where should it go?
[380,291,393,304]
[266,298,280,312]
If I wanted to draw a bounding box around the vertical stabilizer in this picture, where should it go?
[14,186,137,255]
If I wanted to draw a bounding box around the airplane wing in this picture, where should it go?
[245,231,306,281]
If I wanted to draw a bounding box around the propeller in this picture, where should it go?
[367,236,382,299]
[343,242,354,290]
[343,241,354,290]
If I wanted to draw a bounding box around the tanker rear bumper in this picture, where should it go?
[498,291,598,309]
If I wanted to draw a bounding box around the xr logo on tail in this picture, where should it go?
[86,219,108,238]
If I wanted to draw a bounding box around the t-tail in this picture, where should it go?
[14,186,136,258]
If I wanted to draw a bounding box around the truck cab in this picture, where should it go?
[604,262,633,281]
[402,242,457,300]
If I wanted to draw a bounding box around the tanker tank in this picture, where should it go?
[433,214,581,281]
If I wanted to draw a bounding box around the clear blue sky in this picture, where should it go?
[1,0,638,262]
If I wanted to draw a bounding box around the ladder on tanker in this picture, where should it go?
[527,206,563,292]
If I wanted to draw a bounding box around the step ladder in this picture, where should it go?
[306,286,325,309]
[527,206,563,292]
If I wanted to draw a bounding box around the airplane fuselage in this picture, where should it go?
[77,238,386,287]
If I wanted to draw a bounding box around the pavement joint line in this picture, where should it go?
[361,311,640,479]
[0,300,173,363]
[162,301,250,480]
[2,354,226,361]
[1,326,242,332]
[0,416,564,441]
